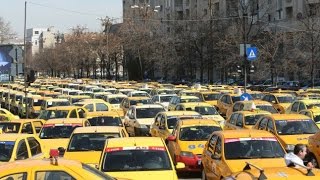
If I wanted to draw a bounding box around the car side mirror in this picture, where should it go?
[175,162,185,169]
[167,135,176,141]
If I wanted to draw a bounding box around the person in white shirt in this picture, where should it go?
[284,144,313,168]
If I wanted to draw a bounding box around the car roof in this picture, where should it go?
[106,137,164,148]
[0,134,35,141]
[72,126,124,134]
[216,129,275,139]
[6,119,44,123]
[179,119,220,127]
[178,102,212,107]
[46,106,79,110]
[44,118,87,124]
[86,111,120,117]
[0,158,82,172]
[268,114,310,120]
[133,104,164,108]
[159,111,201,116]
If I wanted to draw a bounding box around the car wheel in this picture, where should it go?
[201,169,207,180]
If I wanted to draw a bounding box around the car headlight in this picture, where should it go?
[180,151,194,157]
[286,144,295,151]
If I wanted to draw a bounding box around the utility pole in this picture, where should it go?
[24,1,28,118]
[241,0,248,93]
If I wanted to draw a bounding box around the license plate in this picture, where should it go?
[198,160,202,165]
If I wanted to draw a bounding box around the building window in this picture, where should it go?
[286,7,293,19]
[203,9,208,16]
[34,31,39,35]
[35,40,37,45]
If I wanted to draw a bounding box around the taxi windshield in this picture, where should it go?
[130,99,153,105]
[39,125,80,139]
[277,96,294,103]
[15,95,22,101]
[203,94,220,101]
[136,108,164,118]
[225,139,285,159]
[256,105,278,113]
[38,110,69,120]
[109,97,125,104]
[47,101,71,108]
[275,119,319,135]
[102,149,172,172]
[160,96,175,102]
[181,98,200,103]
[0,141,15,162]
[33,99,44,106]
[131,93,149,97]
[194,106,219,115]
[69,91,79,95]
[231,96,241,103]
[0,123,20,133]
[88,116,123,126]
[250,93,263,100]
[68,133,120,151]
[244,115,264,125]
[179,126,221,141]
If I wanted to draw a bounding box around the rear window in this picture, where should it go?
[101,146,172,172]
[68,133,120,151]
[0,123,20,133]
[88,116,123,126]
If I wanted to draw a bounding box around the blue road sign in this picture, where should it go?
[240,93,253,101]
[246,47,258,61]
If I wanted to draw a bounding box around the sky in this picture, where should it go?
[0,0,123,38]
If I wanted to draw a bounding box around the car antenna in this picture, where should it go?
[243,162,267,180]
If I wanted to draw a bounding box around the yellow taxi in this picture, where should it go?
[167,119,222,172]
[120,96,153,114]
[308,131,320,168]
[262,93,295,113]
[103,94,128,109]
[225,100,278,119]
[28,96,52,118]
[9,92,24,115]
[74,99,113,112]
[0,108,19,121]
[174,102,225,126]
[168,95,201,111]
[0,158,114,180]
[40,98,71,110]
[298,92,320,99]
[0,119,45,134]
[300,107,320,128]
[216,93,241,116]
[194,91,221,108]
[63,126,128,167]
[253,114,319,152]
[98,137,184,180]
[224,110,271,130]
[286,99,320,114]
[68,95,91,104]
[38,106,88,120]
[0,134,43,164]
[86,111,125,126]
[39,118,90,154]
[150,111,202,139]
[201,129,289,179]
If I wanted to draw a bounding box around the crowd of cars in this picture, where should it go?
[0,78,320,179]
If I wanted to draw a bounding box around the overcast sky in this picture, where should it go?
[0,0,123,38]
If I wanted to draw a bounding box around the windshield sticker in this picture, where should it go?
[105,146,165,152]
[225,137,277,143]
[47,102,53,105]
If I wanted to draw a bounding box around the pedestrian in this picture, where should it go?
[284,144,314,168]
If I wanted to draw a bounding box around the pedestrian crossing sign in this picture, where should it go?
[246,47,258,61]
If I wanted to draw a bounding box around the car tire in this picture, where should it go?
[201,169,207,180]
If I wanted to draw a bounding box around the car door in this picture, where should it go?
[150,114,161,137]
[211,137,223,179]
[26,137,42,158]
[158,115,167,139]
[202,134,218,179]
[32,121,44,134]
[167,125,179,162]
[290,102,299,113]
[15,139,30,161]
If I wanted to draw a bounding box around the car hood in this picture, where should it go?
[278,134,311,145]
[226,158,287,173]
[64,151,102,165]
[107,170,177,180]
[229,166,320,179]
[179,141,206,155]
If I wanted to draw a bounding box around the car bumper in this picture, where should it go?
[176,155,202,172]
